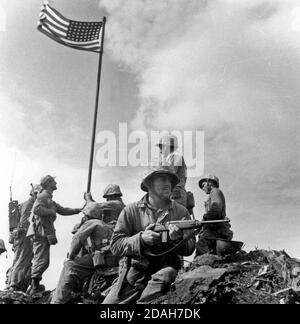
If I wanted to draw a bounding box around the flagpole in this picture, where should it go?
[87,16,106,193]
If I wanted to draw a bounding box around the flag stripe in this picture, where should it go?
[37,2,102,53]
[41,10,69,31]
[45,3,69,26]
[42,20,67,37]
[38,24,100,52]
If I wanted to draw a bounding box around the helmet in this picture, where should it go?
[103,184,123,198]
[40,175,56,188]
[0,239,6,254]
[30,184,42,196]
[198,174,219,189]
[141,164,179,192]
[157,134,178,149]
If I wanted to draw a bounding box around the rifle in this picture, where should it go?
[143,219,230,258]
[152,219,230,243]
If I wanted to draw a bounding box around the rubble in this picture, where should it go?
[1,249,299,304]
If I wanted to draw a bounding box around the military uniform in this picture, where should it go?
[27,189,81,281]
[103,195,195,304]
[9,197,35,291]
[51,199,125,304]
[164,151,188,208]
[196,187,233,256]
[157,134,188,208]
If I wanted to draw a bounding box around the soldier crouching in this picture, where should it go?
[102,164,195,304]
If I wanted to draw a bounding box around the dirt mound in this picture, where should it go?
[0,290,52,304]
[141,249,300,304]
[1,249,299,304]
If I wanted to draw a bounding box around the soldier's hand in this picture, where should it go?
[168,224,183,241]
[141,224,161,246]
[84,192,93,202]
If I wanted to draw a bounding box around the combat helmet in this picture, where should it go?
[103,184,123,198]
[198,174,219,189]
[141,164,179,192]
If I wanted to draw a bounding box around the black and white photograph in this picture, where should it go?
[0,0,299,313]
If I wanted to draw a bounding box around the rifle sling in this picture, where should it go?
[143,228,201,258]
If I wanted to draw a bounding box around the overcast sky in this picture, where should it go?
[0,0,299,290]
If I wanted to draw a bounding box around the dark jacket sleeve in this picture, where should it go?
[110,207,142,257]
[203,190,224,220]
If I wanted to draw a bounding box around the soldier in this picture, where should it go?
[157,134,188,208]
[8,184,41,292]
[103,164,195,304]
[195,174,233,256]
[26,175,82,295]
[83,184,125,226]
[0,239,6,256]
[51,184,125,304]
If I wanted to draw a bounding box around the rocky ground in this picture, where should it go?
[1,249,300,304]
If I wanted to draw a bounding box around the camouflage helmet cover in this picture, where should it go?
[103,184,123,198]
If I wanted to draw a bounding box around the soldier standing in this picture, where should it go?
[26,175,82,295]
[157,134,188,208]
[8,184,41,292]
[196,174,233,256]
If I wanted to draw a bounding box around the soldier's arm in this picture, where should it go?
[54,202,81,216]
[203,190,223,220]
[110,207,142,257]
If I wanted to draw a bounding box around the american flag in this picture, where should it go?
[38,2,103,53]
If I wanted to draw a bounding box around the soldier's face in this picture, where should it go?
[48,179,57,190]
[150,175,172,199]
[202,181,210,194]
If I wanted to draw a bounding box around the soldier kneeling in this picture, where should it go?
[51,185,125,304]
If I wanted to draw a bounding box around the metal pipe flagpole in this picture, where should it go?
[87,16,106,193]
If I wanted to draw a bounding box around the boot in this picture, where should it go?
[28,278,45,295]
